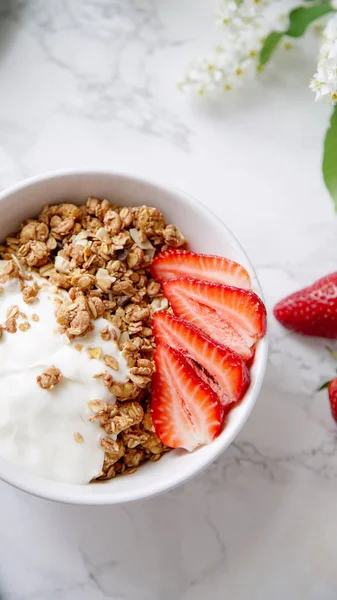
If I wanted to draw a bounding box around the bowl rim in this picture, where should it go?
[0,168,268,504]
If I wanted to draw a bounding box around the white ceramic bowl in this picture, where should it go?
[0,170,268,504]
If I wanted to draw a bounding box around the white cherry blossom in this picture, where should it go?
[180,0,291,94]
[311,14,337,104]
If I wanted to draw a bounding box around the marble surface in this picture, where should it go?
[0,1,337,599]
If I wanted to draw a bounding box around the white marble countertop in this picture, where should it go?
[1,1,337,599]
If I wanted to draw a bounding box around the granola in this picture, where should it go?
[0,197,186,482]
[36,366,63,390]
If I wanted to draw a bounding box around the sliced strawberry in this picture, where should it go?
[152,343,223,451]
[150,250,251,289]
[153,311,250,406]
[162,279,266,360]
[245,344,256,370]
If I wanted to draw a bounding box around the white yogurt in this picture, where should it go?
[0,265,130,484]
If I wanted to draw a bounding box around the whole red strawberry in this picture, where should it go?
[274,272,337,338]
[328,378,337,422]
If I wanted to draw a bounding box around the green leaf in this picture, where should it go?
[287,5,335,37]
[318,380,331,391]
[326,345,337,360]
[260,32,283,66]
[259,3,335,66]
[323,106,337,211]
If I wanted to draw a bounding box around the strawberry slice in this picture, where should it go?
[152,343,223,451]
[162,279,266,360]
[153,311,250,405]
[150,250,251,289]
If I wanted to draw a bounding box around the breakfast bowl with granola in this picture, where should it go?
[0,170,268,504]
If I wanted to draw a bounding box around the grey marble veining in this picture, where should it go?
[0,0,192,152]
[0,1,337,599]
